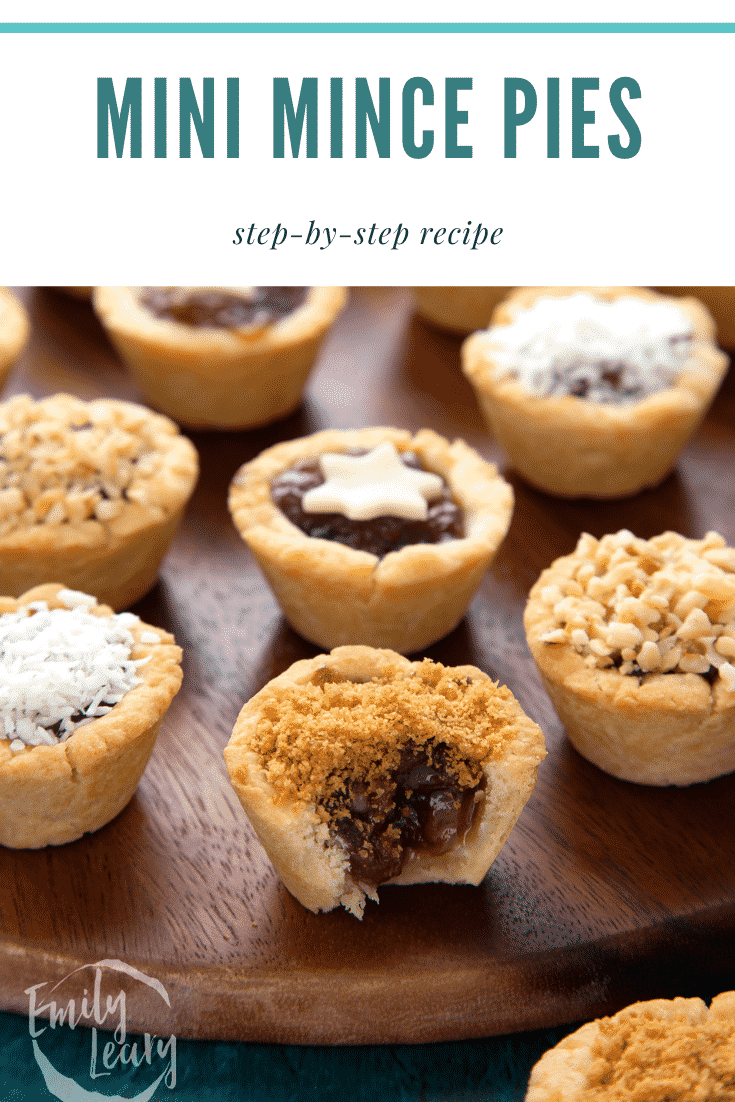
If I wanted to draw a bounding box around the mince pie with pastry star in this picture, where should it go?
[228,426,514,654]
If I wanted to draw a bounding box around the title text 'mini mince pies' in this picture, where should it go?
[0,393,198,609]
[525,529,735,786]
[0,288,30,387]
[94,286,348,430]
[525,991,735,1102]
[224,647,546,918]
[0,584,183,848]
[462,287,728,498]
[228,427,514,653]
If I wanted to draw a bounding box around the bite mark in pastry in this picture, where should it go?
[224,646,546,917]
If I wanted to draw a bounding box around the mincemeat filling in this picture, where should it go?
[543,358,676,403]
[141,287,307,329]
[270,449,464,557]
[328,742,482,887]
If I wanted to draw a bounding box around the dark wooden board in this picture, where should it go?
[1,287,734,1044]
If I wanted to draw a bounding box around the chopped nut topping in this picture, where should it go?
[586,998,735,1100]
[0,394,187,536]
[251,658,519,818]
[538,530,735,690]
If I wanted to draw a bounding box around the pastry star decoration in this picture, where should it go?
[301,442,444,521]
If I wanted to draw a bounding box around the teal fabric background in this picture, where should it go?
[0,1009,579,1101]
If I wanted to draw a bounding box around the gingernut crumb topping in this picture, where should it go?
[252,658,519,817]
[538,530,735,690]
[0,393,191,537]
[586,999,735,1100]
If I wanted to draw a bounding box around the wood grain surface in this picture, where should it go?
[1,287,734,1044]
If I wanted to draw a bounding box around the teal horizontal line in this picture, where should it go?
[0,22,734,32]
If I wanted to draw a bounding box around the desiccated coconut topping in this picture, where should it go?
[538,530,735,690]
[1,588,148,751]
[487,292,693,404]
[0,393,185,537]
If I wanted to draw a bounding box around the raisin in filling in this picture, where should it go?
[141,287,308,329]
[540,351,685,405]
[327,743,482,888]
[270,449,464,558]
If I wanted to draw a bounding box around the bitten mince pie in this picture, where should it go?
[228,426,514,654]
[0,584,183,848]
[412,287,513,335]
[461,287,728,499]
[0,288,30,388]
[525,529,735,786]
[93,286,348,430]
[224,646,545,918]
[0,393,198,610]
[525,991,735,1102]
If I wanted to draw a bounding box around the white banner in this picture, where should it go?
[1,13,733,284]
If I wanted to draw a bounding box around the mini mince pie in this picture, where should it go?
[224,646,546,917]
[228,427,514,654]
[0,584,183,848]
[0,393,198,610]
[413,287,514,335]
[0,288,30,388]
[525,529,735,786]
[461,287,728,499]
[93,286,348,430]
[525,991,735,1102]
